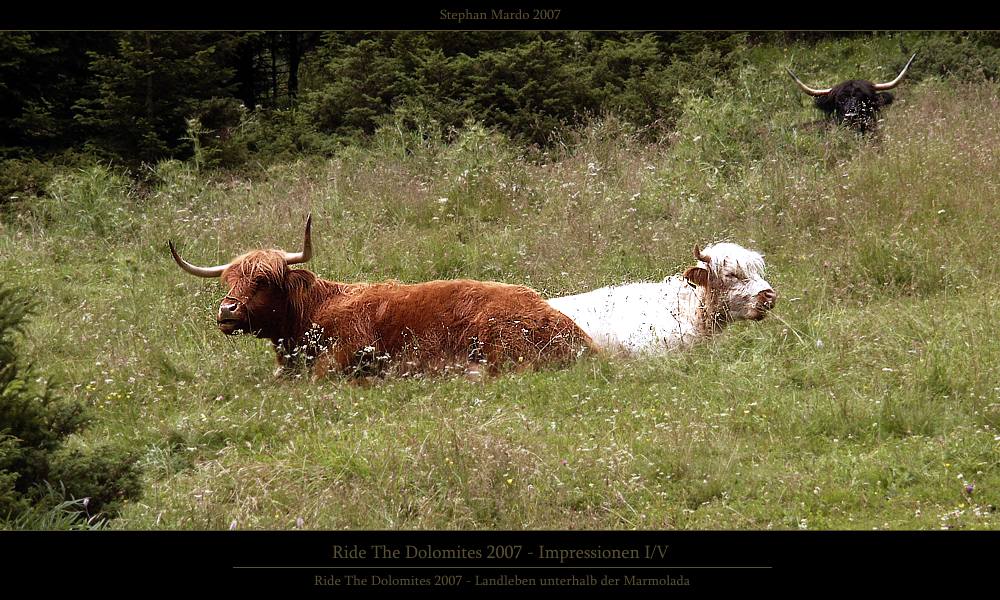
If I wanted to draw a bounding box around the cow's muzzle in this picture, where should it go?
[217,296,247,333]
[756,289,777,311]
[218,298,241,322]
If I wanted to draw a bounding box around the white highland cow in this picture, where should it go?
[548,243,777,354]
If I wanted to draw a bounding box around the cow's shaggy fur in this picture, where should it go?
[787,54,915,133]
[210,250,595,378]
[813,80,894,133]
[548,243,776,354]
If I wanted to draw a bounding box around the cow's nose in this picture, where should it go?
[757,289,777,308]
[219,301,240,320]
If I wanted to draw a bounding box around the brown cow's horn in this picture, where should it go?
[281,213,313,265]
[693,244,711,264]
[786,67,832,96]
[169,241,229,278]
[873,53,917,91]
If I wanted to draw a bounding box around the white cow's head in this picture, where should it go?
[683,242,776,323]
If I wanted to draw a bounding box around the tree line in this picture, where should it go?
[0,32,804,167]
[2,31,998,174]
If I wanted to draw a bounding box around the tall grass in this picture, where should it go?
[2,37,999,529]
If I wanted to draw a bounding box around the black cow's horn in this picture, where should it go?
[280,213,313,265]
[873,53,917,91]
[786,67,832,96]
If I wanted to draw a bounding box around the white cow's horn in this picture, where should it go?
[280,214,313,265]
[786,67,832,96]
[873,53,917,91]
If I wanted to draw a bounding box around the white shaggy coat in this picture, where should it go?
[548,243,775,354]
[548,278,704,353]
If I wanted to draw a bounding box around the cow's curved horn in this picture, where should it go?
[281,213,313,265]
[693,245,711,264]
[873,53,917,91]
[169,241,229,278]
[786,67,832,96]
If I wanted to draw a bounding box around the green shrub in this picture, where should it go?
[914,32,1000,82]
[0,158,55,208]
[0,151,95,214]
[0,284,142,526]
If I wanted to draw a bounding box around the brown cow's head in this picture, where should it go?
[787,53,916,133]
[169,215,313,338]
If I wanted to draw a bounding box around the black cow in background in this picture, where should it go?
[787,53,917,133]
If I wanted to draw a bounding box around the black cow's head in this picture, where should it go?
[787,53,916,133]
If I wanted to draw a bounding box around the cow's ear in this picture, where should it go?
[684,266,709,287]
[877,92,894,107]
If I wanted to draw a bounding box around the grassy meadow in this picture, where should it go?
[2,37,999,530]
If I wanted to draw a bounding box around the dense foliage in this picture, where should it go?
[3,31,998,178]
[0,284,142,527]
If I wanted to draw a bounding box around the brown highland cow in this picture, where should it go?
[169,215,594,378]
